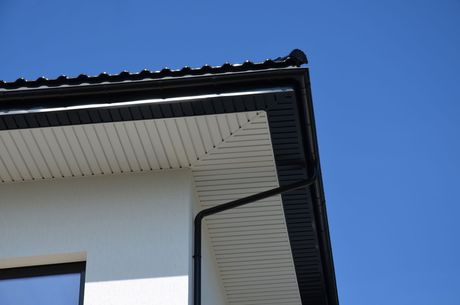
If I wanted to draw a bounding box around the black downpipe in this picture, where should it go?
[193,163,318,305]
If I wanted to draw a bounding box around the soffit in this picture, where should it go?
[0,112,256,182]
[0,111,302,305]
[193,113,301,305]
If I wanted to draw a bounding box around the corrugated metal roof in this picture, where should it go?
[0,49,307,90]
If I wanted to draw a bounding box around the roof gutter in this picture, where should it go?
[0,68,303,103]
[297,70,339,305]
[0,87,292,116]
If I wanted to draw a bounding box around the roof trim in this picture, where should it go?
[0,49,307,91]
[0,87,293,116]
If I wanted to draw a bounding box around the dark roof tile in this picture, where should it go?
[0,49,307,90]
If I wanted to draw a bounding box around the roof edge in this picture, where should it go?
[0,49,308,91]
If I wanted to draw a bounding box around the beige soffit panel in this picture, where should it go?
[0,112,258,182]
[192,112,301,305]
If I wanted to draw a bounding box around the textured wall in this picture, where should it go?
[0,170,196,305]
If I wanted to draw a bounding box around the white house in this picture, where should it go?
[0,50,338,305]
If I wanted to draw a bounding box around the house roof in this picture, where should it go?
[0,49,338,305]
[0,49,307,91]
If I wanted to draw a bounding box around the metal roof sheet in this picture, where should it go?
[0,49,307,90]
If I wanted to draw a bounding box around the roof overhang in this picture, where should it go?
[0,54,338,305]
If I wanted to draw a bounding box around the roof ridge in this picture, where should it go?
[0,49,308,90]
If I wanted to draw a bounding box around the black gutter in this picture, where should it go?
[0,68,303,104]
[299,70,339,305]
[193,164,318,305]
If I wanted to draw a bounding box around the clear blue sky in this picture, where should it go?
[1,1,459,305]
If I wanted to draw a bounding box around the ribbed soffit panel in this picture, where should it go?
[0,111,302,305]
[192,112,301,305]
[0,112,256,182]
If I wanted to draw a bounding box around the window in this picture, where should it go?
[0,262,85,305]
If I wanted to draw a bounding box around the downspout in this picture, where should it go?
[193,163,318,305]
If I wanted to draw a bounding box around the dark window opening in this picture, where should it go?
[0,261,85,305]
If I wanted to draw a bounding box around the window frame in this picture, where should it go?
[0,261,86,305]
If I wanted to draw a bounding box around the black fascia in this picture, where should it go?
[0,67,338,305]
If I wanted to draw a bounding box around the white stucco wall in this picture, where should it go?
[0,170,195,305]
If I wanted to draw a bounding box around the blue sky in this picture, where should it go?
[1,1,459,304]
